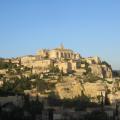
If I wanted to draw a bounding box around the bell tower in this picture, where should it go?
[60,43,64,49]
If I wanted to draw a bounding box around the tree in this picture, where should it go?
[102,61,112,69]
[49,64,60,74]
[36,79,48,93]
[48,92,61,106]
[104,91,110,106]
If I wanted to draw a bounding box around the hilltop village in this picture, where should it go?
[0,45,120,120]
[20,44,112,78]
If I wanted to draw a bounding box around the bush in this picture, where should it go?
[84,73,100,83]
[102,61,111,69]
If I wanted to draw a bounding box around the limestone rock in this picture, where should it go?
[55,80,82,99]
[89,64,112,78]
[89,64,103,78]
[102,65,112,78]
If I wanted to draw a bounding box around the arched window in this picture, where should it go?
[61,52,63,57]
[68,53,71,58]
[56,52,59,58]
[64,53,67,58]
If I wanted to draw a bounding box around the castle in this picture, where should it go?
[37,44,81,60]
[20,44,81,74]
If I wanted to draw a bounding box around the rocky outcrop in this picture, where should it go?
[83,56,113,78]
[89,64,112,78]
[102,65,112,78]
[89,64,104,78]
[55,79,107,101]
[55,80,82,99]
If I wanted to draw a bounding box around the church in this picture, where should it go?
[37,44,81,60]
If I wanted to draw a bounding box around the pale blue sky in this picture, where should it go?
[0,0,120,69]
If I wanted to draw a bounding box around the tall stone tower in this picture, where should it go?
[60,43,64,49]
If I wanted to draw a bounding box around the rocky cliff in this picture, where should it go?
[83,57,113,78]
[89,64,112,78]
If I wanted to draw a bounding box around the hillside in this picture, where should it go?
[0,45,118,103]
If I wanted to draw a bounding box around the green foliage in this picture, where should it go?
[36,79,48,93]
[14,78,31,93]
[29,74,40,79]
[0,81,14,93]
[107,81,113,84]
[102,61,112,69]
[0,74,3,79]
[104,91,111,105]
[49,65,60,73]
[82,61,92,74]
[0,77,31,95]
[83,73,100,83]
[63,58,69,62]
[0,60,17,69]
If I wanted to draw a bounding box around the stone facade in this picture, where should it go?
[55,61,72,74]
[37,44,81,60]
[37,49,49,58]
[54,60,81,74]
[32,60,53,74]
[21,55,36,67]
[70,60,81,71]
[19,45,112,78]
[86,56,101,64]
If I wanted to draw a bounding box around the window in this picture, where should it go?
[56,52,59,58]
[61,52,63,57]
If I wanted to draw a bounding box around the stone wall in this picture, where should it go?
[0,96,23,107]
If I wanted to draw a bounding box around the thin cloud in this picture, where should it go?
[0,50,15,54]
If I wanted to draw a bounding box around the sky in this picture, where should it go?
[0,0,120,70]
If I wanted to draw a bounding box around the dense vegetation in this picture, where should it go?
[102,61,112,69]
[0,60,17,69]
[0,77,31,95]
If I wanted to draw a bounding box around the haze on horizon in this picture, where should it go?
[0,0,120,70]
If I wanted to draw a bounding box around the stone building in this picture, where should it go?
[37,44,81,60]
[21,55,36,67]
[37,49,49,58]
[70,60,81,71]
[86,56,101,64]
[55,61,72,74]
[54,60,81,74]
[31,59,53,74]
[19,45,112,77]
